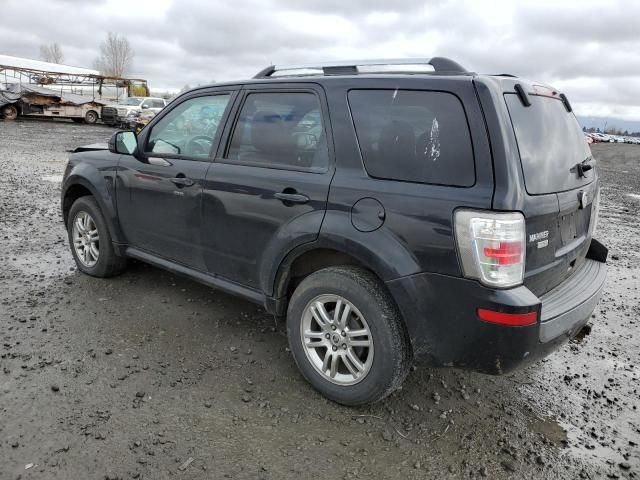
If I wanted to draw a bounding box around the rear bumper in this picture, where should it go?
[386,257,607,374]
[538,258,606,342]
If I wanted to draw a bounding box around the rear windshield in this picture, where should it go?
[505,93,592,194]
[348,89,475,187]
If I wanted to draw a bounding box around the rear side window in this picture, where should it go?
[505,93,592,195]
[226,92,328,172]
[348,89,475,186]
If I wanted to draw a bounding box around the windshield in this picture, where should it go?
[505,93,592,195]
[124,97,143,106]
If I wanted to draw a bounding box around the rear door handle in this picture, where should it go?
[274,192,309,204]
[170,177,195,187]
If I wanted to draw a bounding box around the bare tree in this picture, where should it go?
[94,32,133,77]
[39,43,64,64]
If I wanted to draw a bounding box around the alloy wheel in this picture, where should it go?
[72,211,99,267]
[300,294,374,386]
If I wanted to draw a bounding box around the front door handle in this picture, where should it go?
[274,192,309,204]
[170,176,195,187]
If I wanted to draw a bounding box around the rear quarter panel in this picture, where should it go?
[320,76,494,280]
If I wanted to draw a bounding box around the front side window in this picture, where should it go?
[226,92,328,171]
[146,94,230,158]
[348,89,475,186]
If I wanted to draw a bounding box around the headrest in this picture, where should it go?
[249,110,292,155]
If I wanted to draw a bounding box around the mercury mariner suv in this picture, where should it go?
[61,58,607,405]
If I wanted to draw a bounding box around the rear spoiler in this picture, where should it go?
[513,84,573,112]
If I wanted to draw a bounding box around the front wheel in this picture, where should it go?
[67,196,126,277]
[2,104,18,120]
[287,266,411,406]
[84,110,98,124]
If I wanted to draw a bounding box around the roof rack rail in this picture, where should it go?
[253,57,468,79]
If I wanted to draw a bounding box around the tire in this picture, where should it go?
[84,110,98,124]
[287,266,411,406]
[67,196,127,277]
[2,104,18,120]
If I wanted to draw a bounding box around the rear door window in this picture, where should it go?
[225,92,328,172]
[347,89,475,187]
[505,93,592,194]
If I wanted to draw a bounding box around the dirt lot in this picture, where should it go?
[0,120,638,480]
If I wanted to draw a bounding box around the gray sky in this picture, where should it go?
[2,0,639,119]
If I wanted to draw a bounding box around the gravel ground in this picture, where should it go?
[0,119,638,480]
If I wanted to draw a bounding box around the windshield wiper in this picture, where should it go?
[573,156,594,178]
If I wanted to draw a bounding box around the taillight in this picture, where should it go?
[455,210,526,288]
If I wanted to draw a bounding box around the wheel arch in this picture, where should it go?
[267,232,420,321]
[62,183,94,224]
[273,247,370,306]
[61,168,125,245]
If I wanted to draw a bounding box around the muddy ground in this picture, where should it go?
[0,119,638,480]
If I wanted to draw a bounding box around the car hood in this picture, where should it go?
[69,143,108,153]
[105,104,139,110]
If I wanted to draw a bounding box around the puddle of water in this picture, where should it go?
[41,175,63,183]
[528,415,568,446]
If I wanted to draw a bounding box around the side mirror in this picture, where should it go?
[108,131,139,155]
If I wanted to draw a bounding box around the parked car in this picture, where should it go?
[591,133,607,142]
[61,58,607,405]
[101,96,167,127]
[127,109,158,133]
[584,132,594,144]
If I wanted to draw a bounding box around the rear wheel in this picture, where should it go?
[2,104,18,120]
[67,196,126,277]
[287,266,411,406]
[84,110,98,124]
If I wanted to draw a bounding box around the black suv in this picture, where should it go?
[61,58,607,405]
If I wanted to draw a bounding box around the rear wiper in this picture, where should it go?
[573,157,594,177]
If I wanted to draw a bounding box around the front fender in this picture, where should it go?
[61,161,124,244]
